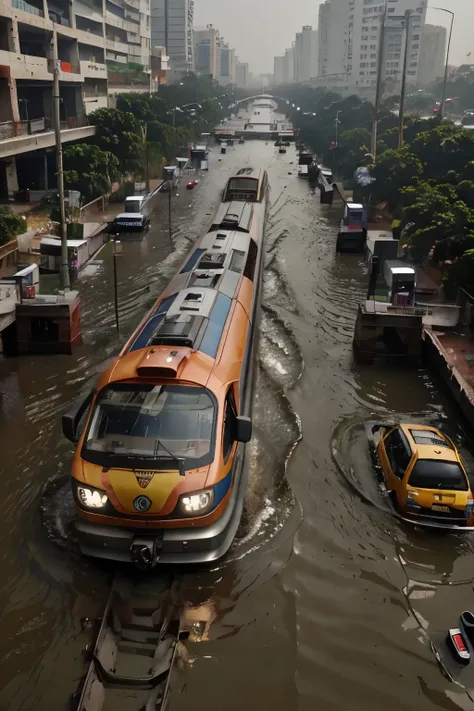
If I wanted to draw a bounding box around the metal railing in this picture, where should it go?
[11,0,43,16]
[0,115,89,141]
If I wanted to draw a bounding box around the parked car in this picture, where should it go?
[375,423,474,528]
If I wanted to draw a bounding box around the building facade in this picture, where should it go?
[418,23,446,87]
[274,55,285,86]
[235,59,249,88]
[0,0,153,198]
[216,43,235,86]
[318,0,348,90]
[151,0,194,78]
[296,25,318,82]
[317,0,427,96]
[193,25,218,79]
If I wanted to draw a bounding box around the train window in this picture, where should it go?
[129,294,178,352]
[200,293,232,358]
[243,239,258,281]
[83,384,217,469]
[181,249,205,273]
[229,249,246,273]
[223,388,237,463]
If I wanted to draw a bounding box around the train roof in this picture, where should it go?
[228,168,262,180]
[211,201,254,232]
[98,218,261,393]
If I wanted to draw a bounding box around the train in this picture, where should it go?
[62,168,268,568]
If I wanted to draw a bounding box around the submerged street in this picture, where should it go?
[2,128,474,711]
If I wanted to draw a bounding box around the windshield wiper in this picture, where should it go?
[102,438,185,475]
[153,438,185,476]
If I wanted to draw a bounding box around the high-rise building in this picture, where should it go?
[216,43,235,86]
[274,56,286,86]
[284,46,294,83]
[151,0,194,78]
[294,25,318,82]
[318,0,427,96]
[193,26,218,79]
[235,59,249,88]
[418,24,446,87]
[0,0,152,198]
[318,0,347,88]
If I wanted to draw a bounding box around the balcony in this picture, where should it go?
[80,59,107,78]
[106,38,128,54]
[105,12,138,33]
[0,117,96,159]
[11,0,44,17]
[0,50,50,80]
[75,0,104,23]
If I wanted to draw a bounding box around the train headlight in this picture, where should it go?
[178,489,214,517]
[76,484,108,509]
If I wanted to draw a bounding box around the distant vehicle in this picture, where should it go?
[374,423,474,529]
[186,180,198,190]
[113,195,150,232]
[336,202,367,253]
[462,110,474,126]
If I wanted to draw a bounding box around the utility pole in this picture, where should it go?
[168,182,172,243]
[398,10,412,149]
[434,7,455,120]
[113,239,122,334]
[52,33,70,290]
[371,0,388,160]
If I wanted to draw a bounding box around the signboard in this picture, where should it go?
[68,190,81,208]
[29,118,45,133]
[134,182,146,192]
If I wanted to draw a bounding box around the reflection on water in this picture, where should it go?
[2,136,474,711]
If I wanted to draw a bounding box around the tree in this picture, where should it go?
[399,182,474,263]
[89,108,143,174]
[410,122,474,181]
[0,206,26,246]
[63,144,121,202]
[368,148,423,210]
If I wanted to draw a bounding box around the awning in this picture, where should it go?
[40,237,87,255]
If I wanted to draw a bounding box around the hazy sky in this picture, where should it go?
[195,0,473,75]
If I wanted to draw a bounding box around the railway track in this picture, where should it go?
[73,573,187,711]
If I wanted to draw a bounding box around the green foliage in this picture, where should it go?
[63,143,121,201]
[369,148,424,210]
[0,207,26,246]
[88,108,143,174]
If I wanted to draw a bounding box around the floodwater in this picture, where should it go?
[2,122,474,711]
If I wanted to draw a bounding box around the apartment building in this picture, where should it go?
[274,55,286,86]
[193,25,218,79]
[235,59,249,88]
[294,26,318,83]
[0,0,152,198]
[216,42,235,86]
[318,0,427,96]
[151,0,194,79]
[418,23,446,87]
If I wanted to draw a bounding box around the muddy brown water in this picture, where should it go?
[1,133,474,711]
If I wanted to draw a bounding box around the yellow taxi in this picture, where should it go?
[376,424,474,527]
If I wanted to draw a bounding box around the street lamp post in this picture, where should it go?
[372,0,388,159]
[334,110,341,168]
[398,9,413,148]
[432,7,455,120]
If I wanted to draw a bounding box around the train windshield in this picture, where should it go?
[225,177,259,201]
[83,384,216,469]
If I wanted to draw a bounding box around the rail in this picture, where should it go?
[73,573,187,711]
[0,115,89,141]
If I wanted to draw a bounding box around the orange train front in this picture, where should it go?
[62,169,268,566]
